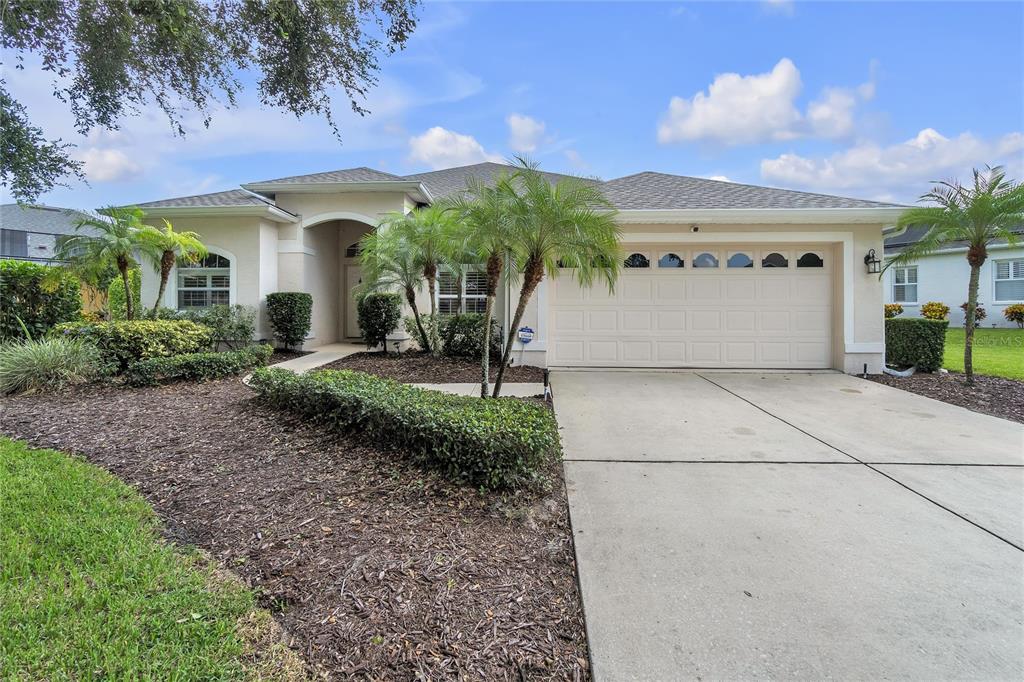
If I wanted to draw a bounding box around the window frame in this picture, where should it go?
[760,250,790,269]
[891,264,919,305]
[796,251,825,268]
[175,252,233,310]
[993,257,1024,304]
[624,252,651,268]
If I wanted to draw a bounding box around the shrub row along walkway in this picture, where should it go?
[0,380,588,679]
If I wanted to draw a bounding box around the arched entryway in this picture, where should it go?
[300,216,376,344]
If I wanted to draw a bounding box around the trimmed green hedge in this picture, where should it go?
[125,344,273,387]
[249,368,560,490]
[0,259,82,341]
[885,317,949,371]
[266,292,312,350]
[357,292,401,350]
[52,320,212,371]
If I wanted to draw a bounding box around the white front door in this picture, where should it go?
[345,265,363,339]
[548,244,834,368]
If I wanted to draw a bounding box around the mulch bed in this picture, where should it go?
[867,371,1024,424]
[268,349,313,365]
[0,380,588,679]
[321,351,546,384]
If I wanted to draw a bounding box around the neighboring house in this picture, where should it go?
[883,226,1024,328]
[134,163,905,373]
[0,204,98,263]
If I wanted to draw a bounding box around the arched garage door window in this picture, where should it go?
[178,253,231,309]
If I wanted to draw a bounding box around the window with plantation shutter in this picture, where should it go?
[994,258,1024,302]
[437,270,487,315]
[892,265,918,303]
[177,253,231,309]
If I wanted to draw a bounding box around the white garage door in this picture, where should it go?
[549,246,833,368]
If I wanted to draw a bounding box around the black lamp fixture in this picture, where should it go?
[864,248,881,274]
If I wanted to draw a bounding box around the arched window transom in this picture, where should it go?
[727,252,753,268]
[762,252,789,268]
[692,252,719,268]
[345,242,362,258]
[797,252,824,268]
[658,253,684,268]
[178,253,231,309]
[624,253,650,268]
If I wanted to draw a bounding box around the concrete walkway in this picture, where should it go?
[553,370,1024,680]
[271,342,363,373]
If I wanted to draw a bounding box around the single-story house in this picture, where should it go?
[0,204,99,263]
[134,162,906,373]
[883,226,1024,327]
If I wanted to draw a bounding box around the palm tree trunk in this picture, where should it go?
[456,274,464,315]
[405,285,430,353]
[425,264,440,355]
[117,256,134,320]
[479,252,503,398]
[492,256,544,398]
[964,263,981,385]
[153,250,175,316]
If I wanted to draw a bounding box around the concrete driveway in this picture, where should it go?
[553,370,1024,680]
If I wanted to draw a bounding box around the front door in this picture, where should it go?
[345,265,363,339]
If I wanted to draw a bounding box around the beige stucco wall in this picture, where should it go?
[138,215,279,339]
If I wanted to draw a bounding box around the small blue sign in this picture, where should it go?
[517,326,535,344]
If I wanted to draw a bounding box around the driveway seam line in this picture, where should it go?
[694,373,1024,553]
[563,459,1024,467]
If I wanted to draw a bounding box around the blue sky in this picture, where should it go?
[4,0,1022,208]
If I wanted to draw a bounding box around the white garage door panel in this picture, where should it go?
[549,245,833,368]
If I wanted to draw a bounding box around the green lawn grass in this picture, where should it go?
[942,327,1024,380]
[0,437,266,680]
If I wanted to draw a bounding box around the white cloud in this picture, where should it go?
[507,114,546,153]
[407,126,502,170]
[760,128,1024,200]
[706,175,733,182]
[78,147,141,182]
[658,58,803,145]
[658,58,877,146]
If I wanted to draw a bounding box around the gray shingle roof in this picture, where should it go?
[132,163,905,212]
[403,162,593,200]
[136,189,278,209]
[885,224,1023,254]
[601,172,904,210]
[248,166,403,185]
[0,204,100,235]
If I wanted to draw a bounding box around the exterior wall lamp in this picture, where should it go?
[864,248,881,274]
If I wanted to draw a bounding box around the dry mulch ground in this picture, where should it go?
[0,380,588,680]
[322,351,546,384]
[867,371,1024,424]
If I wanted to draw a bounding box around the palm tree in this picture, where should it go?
[889,165,1023,384]
[378,205,460,354]
[137,219,207,316]
[444,172,518,397]
[57,206,159,321]
[357,227,432,351]
[491,160,622,397]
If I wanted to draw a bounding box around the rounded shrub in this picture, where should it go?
[440,313,503,360]
[357,293,402,352]
[884,303,903,319]
[52,320,212,371]
[1003,303,1024,328]
[920,301,950,320]
[0,260,82,341]
[266,292,312,350]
